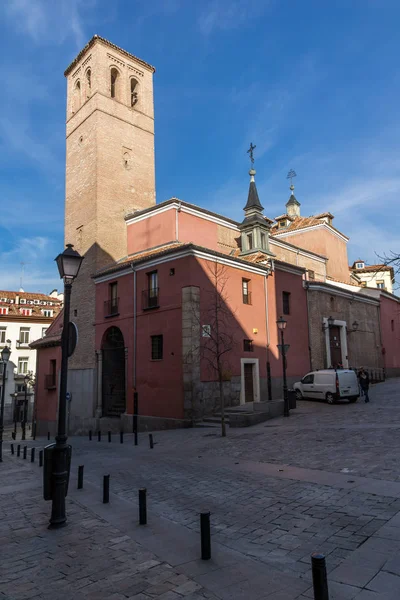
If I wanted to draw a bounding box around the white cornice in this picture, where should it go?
[274,222,349,243]
[125,202,240,231]
[274,263,305,276]
[94,247,271,284]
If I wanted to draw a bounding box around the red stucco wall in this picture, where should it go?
[380,295,400,372]
[35,345,61,424]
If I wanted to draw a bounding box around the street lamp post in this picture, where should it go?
[49,244,83,529]
[12,392,18,439]
[277,316,289,418]
[22,374,30,441]
[0,341,12,462]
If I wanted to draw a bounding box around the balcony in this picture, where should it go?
[104,298,119,318]
[45,374,57,390]
[242,292,252,305]
[142,288,159,310]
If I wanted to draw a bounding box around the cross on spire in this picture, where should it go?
[247,142,256,167]
[287,169,297,190]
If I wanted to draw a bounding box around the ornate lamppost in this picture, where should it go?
[277,316,289,417]
[21,373,33,441]
[12,392,18,439]
[0,341,12,462]
[48,244,83,529]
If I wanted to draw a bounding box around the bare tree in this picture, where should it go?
[198,262,237,437]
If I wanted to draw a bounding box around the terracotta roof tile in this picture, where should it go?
[271,215,349,240]
[350,264,394,274]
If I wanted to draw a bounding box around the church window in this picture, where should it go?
[279,220,286,228]
[110,68,119,99]
[86,69,91,95]
[282,291,291,315]
[151,335,163,360]
[242,279,251,305]
[308,270,315,280]
[260,232,266,249]
[130,78,138,107]
[73,80,81,113]
[247,233,253,250]
[377,281,385,289]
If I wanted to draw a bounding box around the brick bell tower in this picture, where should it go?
[64,36,156,426]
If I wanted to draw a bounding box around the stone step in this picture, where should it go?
[203,416,230,424]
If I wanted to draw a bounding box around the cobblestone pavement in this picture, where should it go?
[1,378,400,599]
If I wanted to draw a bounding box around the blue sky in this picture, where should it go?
[1,0,399,292]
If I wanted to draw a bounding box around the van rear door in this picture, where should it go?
[338,370,358,398]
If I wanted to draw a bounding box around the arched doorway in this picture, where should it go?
[101,327,126,417]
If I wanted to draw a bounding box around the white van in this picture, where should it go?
[293,369,359,404]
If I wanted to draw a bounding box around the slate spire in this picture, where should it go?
[243,169,264,211]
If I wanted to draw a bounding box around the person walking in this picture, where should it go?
[358,368,370,403]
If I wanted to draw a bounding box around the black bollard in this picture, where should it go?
[11,443,14,455]
[311,553,329,600]
[108,431,111,443]
[200,512,211,560]
[23,446,27,460]
[98,431,101,442]
[31,448,35,463]
[103,475,110,504]
[149,434,154,449]
[120,431,123,444]
[78,465,84,490]
[139,488,147,525]
[47,432,50,441]
[17,444,21,457]
[39,450,43,467]
[89,430,92,441]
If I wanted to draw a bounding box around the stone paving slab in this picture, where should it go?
[2,378,400,599]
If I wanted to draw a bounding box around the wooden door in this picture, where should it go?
[329,325,342,367]
[244,363,254,403]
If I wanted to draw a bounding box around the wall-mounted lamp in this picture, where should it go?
[322,316,334,331]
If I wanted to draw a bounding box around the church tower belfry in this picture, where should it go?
[239,168,274,257]
[63,36,156,400]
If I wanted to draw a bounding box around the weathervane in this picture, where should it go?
[247,142,256,167]
[287,169,297,187]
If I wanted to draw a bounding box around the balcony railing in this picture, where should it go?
[242,292,252,305]
[45,374,57,390]
[142,288,159,310]
[104,298,119,317]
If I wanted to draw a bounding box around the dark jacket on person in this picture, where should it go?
[359,371,370,390]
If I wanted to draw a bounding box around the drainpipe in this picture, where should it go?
[130,265,137,390]
[304,280,313,371]
[176,201,181,241]
[264,271,272,401]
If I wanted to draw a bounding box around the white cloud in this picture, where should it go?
[4,0,93,48]
[0,236,60,293]
[198,0,271,36]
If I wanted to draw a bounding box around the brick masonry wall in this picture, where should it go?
[64,39,156,378]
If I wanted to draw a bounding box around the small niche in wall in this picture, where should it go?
[169,268,175,276]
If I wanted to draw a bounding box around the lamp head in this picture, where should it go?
[1,344,11,363]
[276,316,287,331]
[55,244,84,282]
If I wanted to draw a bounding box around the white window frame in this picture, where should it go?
[19,328,30,344]
[0,327,6,344]
[356,262,364,269]
[0,307,9,315]
[18,357,29,375]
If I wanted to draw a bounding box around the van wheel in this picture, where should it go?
[295,390,303,401]
[349,397,358,403]
[326,392,335,405]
